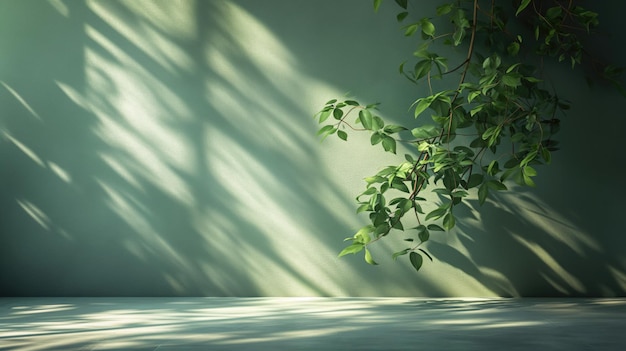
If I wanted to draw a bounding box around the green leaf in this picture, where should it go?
[487,180,507,191]
[502,73,522,87]
[404,23,419,36]
[390,178,409,193]
[357,187,377,200]
[523,173,536,187]
[425,207,447,221]
[523,166,537,177]
[507,42,520,56]
[443,212,456,230]
[325,99,337,105]
[382,135,397,154]
[436,3,453,15]
[413,98,432,118]
[371,132,383,145]
[414,59,432,80]
[409,252,423,272]
[478,183,488,205]
[354,225,374,244]
[373,0,382,12]
[516,0,531,16]
[411,125,439,139]
[333,108,343,120]
[420,19,435,37]
[372,116,385,130]
[337,130,348,141]
[317,125,337,140]
[364,248,378,265]
[318,109,331,123]
[487,160,499,176]
[359,109,373,130]
[418,227,430,242]
[393,248,411,260]
[383,125,408,134]
[338,243,364,257]
[397,11,409,22]
[427,224,445,231]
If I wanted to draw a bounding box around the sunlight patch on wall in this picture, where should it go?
[122,0,198,41]
[47,161,72,184]
[2,131,46,168]
[1,81,42,121]
[87,0,196,74]
[204,129,352,296]
[16,200,52,231]
[78,25,198,206]
[46,0,69,17]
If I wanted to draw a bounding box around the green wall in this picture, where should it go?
[1,0,624,297]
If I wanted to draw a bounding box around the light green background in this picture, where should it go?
[1,0,624,297]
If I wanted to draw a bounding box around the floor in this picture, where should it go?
[1,297,625,350]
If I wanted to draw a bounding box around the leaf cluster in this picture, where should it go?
[315,0,622,272]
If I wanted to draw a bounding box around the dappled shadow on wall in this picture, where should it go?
[428,186,626,297]
[0,0,434,296]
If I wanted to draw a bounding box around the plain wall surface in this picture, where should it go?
[1,0,625,297]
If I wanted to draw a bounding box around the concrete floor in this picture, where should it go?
[1,297,625,350]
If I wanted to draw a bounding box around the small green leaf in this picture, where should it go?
[418,228,430,242]
[487,160,499,176]
[507,42,520,56]
[523,173,536,187]
[333,108,343,120]
[420,19,435,37]
[325,99,337,105]
[411,125,439,139]
[414,59,432,80]
[502,73,522,87]
[427,224,445,231]
[373,0,382,12]
[338,243,364,257]
[487,180,507,191]
[392,248,411,260]
[397,11,409,22]
[359,109,373,130]
[516,0,531,16]
[382,135,397,154]
[317,125,337,140]
[383,125,408,134]
[318,109,331,123]
[413,98,432,118]
[443,212,456,230]
[425,207,447,221]
[371,132,383,145]
[404,23,419,36]
[364,248,378,265]
[523,166,537,177]
[409,252,423,272]
[337,130,348,141]
[478,183,488,205]
[372,116,385,130]
[436,3,453,15]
